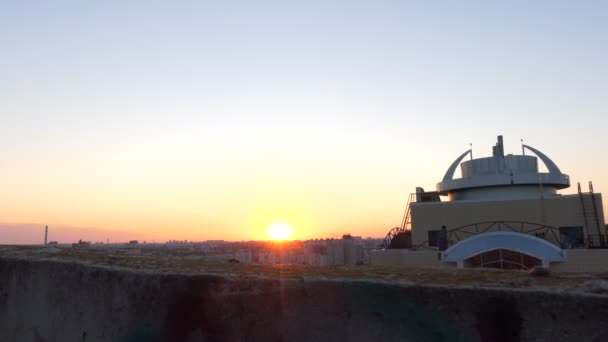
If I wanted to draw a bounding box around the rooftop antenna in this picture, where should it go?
[469,143,473,160]
[521,138,525,155]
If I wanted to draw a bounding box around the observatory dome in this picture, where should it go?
[436,136,570,201]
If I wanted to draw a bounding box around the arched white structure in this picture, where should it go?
[442,149,471,182]
[442,231,565,267]
[522,144,563,175]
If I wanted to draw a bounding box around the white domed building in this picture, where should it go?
[373,136,608,272]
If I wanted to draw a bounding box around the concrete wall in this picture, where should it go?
[3,257,608,342]
[552,249,608,273]
[411,194,604,246]
[370,250,447,268]
[371,249,608,273]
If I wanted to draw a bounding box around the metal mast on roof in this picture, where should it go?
[469,143,473,160]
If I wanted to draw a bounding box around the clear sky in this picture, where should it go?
[1,1,607,243]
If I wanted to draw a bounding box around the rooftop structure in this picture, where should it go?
[437,135,569,201]
[374,135,608,273]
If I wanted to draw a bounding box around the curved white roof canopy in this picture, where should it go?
[522,144,562,175]
[442,149,472,182]
[442,231,565,263]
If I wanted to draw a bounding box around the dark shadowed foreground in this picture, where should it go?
[1,251,608,341]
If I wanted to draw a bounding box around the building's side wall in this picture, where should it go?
[551,250,608,273]
[370,250,447,268]
[410,194,603,246]
[371,249,608,273]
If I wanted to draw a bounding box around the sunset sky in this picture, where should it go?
[1,1,607,243]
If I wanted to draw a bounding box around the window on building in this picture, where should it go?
[428,230,447,250]
[559,226,584,249]
[465,249,541,270]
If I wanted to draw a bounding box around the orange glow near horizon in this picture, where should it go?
[266,222,293,241]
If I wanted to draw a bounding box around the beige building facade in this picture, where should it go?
[410,193,604,248]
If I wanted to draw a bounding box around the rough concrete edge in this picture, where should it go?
[2,255,608,300]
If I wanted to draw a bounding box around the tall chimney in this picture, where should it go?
[44,226,48,245]
[497,135,504,157]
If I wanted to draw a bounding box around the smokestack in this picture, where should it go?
[497,135,504,157]
[44,226,48,245]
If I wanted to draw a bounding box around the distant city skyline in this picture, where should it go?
[0,222,373,245]
[1,1,607,242]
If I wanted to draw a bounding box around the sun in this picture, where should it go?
[267,222,293,241]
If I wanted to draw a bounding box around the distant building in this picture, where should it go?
[72,240,91,249]
[165,240,195,250]
[301,236,369,266]
[235,249,253,263]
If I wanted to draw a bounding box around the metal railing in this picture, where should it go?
[413,221,562,250]
[588,235,607,249]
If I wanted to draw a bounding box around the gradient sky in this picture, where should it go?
[1,1,607,243]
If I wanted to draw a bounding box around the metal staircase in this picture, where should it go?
[400,193,416,230]
[578,181,605,248]
[378,191,441,250]
[377,194,416,250]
